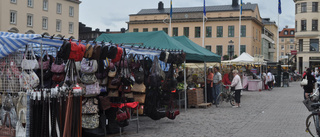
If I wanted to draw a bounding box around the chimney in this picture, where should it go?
[95,28,100,32]
[158,1,164,10]
[232,0,239,7]
[106,29,110,33]
[285,25,288,28]
[120,28,126,33]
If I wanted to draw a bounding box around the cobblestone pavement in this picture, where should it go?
[112,82,310,137]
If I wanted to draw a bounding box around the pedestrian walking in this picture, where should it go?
[303,68,316,100]
[231,70,242,108]
[267,70,273,90]
[212,67,222,105]
[206,67,214,103]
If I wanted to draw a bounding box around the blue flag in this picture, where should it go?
[240,0,243,15]
[278,0,282,14]
[170,0,173,18]
[203,0,206,16]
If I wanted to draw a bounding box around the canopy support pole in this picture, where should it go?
[204,62,207,103]
[184,60,187,112]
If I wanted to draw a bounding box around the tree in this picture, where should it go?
[233,55,238,59]
[223,55,229,60]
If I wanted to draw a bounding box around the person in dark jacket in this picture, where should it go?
[303,68,316,100]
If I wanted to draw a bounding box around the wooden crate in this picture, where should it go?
[187,88,204,106]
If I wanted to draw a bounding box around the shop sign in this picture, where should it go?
[310,57,320,60]
[291,50,297,55]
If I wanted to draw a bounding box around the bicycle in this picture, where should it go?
[305,87,320,137]
[216,85,236,107]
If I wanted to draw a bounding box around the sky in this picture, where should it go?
[79,0,295,31]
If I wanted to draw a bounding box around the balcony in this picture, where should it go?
[268,48,275,53]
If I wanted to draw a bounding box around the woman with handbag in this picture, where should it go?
[303,68,316,100]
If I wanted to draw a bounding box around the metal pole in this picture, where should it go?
[239,5,242,56]
[184,61,187,112]
[40,42,44,88]
[204,62,207,103]
[277,13,280,62]
[169,17,172,36]
[202,14,205,47]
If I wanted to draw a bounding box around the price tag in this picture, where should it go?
[10,62,13,66]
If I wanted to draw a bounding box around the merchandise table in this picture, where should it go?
[247,80,262,91]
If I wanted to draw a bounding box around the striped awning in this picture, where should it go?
[0,31,63,58]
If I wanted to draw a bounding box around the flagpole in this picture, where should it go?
[202,14,205,47]
[277,13,280,62]
[239,4,242,56]
[169,16,172,37]
[169,0,172,36]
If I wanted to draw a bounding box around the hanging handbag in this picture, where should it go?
[107,46,118,60]
[301,75,308,86]
[16,93,27,124]
[131,83,146,93]
[116,109,128,122]
[111,46,123,63]
[82,113,99,129]
[38,50,50,70]
[19,70,40,89]
[51,58,65,73]
[80,73,98,84]
[99,46,109,60]
[99,96,111,110]
[107,90,119,97]
[0,113,15,137]
[133,67,144,84]
[82,98,99,114]
[91,44,101,60]
[118,85,131,93]
[108,66,117,78]
[108,78,119,89]
[81,58,98,74]
[21,45,39,70]
[133,93,146,104]
[57,40,71,60]
[52,73,66,82]
[85,82,100,97]
[98,77,108,86]
[84,43,93,59]
[15,110,26,137]
[69,41,85,61]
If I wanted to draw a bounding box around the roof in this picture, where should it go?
[279,28,295,37]
[96,31,220,62]
[221,52,266,65]
[134,3,257,15]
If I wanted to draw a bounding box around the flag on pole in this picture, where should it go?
[203,0,206,16]
[278,0,282,14]
[240,0,243,15]
[170,0,173,18]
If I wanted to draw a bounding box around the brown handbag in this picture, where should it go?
[91,45,101,60]
[118,85,131,93]
[107,90,119,97]
[98,96,111,110]
[133,93,146,103]
[108,78,119,89]
[0,113,15,137]
[131,83,146,93]
[84,44,93,59]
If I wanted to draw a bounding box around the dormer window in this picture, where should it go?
[290,31,294,35]
[284,30,288,35]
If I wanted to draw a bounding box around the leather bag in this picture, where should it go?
[118,85,131,93]
[51,58,65,73]
[301,75,308,86]
[111,47,123,63]
[38,50,50,70]
[107,90,118,97]
[99,96,111,110]
[0,113,15,137]
[57,40,71,60]
[69,41,85,61]
[84,43,93,59]
[131,83,146,93]
[133,93,146,103]
[107,46,118,59]
[91,45,101,60]
[108,67,117,78]
[52,73,66,82]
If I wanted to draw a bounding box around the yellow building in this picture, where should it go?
[0,0,81,39]
[294,0,320,73]
[279,27,296,59]
[128,1,267,60]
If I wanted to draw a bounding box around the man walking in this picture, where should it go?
[267,70,273,90]
[212,67,222,106]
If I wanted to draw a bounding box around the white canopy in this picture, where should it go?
[221,52,266,65]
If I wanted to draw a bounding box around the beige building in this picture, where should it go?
[279,27,296,59]
[128,1,265,60]
[0,0,80,39]
[294,0,320,73]
[261,18,278,62]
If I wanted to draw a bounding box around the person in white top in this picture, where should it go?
[231,70,242,108]
[267,70,273,90]
[212,67,222,106]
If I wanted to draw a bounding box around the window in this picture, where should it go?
[241,25,246,37]
[183,27,189,37]
[290,31,294,35]
[310,39,319,51]
[290,38,294,43]
[216,45,222,56]
[10,0,16,3]
[133,28,138,32]
[284,31,288,35]
[152,28,158,31]
[28,0,33,7]
[281,38,284,42]
[27,14,33,27]
[290,45,294,49]
[195,27,201,38]
[313,20,318,31]
[205,45,211,51]
[301,2,307,13]
[281,52,284,56]
[240,45,246,54]
[163,28,168,34]
[299,39,303,51]
[42,17,48,30]
[56,20,61,32]
[313,2,318,12]
[256,29,258,40]
[301,20,307,31]
[281,45,284,50]
[206,26,212,37]
[43,0,48,11]
[69,6,74,17]
[57,3,62,14]
[10,11,17,24]
[69,22,74,34]
[228,45,234,57]
[217,26,223,37]
[295,4,297,14]
[228,26,234,37]
[295,21,297,32]
[173,27,178,36]
[143,28,148,32]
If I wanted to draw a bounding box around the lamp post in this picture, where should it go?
[228,40,234,60]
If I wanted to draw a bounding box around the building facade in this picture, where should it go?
[279,27,296,59]
[127,1,264,59]
[294,0,320,73]
[261,18,278,62]
[0,0,80,39]
[79,22,125,41]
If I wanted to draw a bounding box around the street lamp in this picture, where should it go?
[228,40,234,60]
